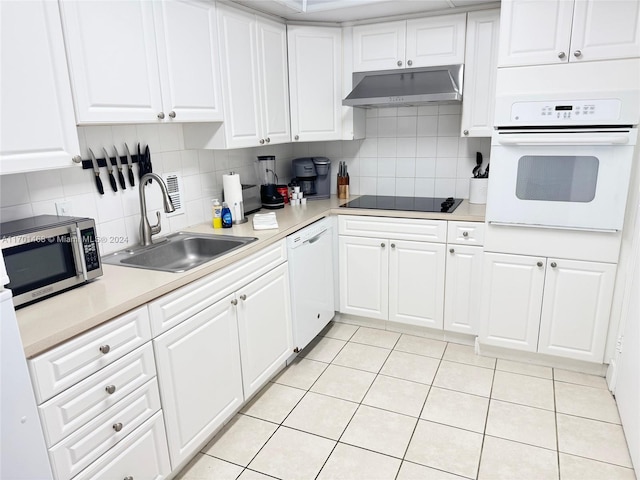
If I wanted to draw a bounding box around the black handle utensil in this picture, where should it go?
[102,147,118,192]
[472,152,483,178]
[88,148,104,195]
[125,143,135,187]
[113,145,126,189]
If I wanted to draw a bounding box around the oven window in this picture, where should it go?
[516,155,599,202]
[3,236,76,296]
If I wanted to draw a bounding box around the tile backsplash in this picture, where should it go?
[0,107,490,254]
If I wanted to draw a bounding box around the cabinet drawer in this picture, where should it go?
[73,411,170,480]
[48,379,161,480]
[339,215,446,242]
[447,221,485,246]
[29,306,151,403]
[39,343,156,447]
[148,239,287,336]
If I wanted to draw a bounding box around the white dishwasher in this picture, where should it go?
[288,217,335,352]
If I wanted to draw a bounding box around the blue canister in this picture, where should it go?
[221,202,233,228]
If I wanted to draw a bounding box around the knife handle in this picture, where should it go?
[95,173,104,195]
[117,170,126,189]
[108,173,118,192]
[128,167,135,187]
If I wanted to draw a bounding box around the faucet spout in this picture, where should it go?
[139,173,175,246]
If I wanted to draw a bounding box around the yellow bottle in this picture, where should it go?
[212,199,223,229]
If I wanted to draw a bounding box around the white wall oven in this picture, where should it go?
[487,59,640,232]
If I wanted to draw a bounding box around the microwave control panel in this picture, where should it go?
[80,227,100,271]
[511,99,622,124]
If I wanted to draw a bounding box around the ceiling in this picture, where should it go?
[228,0,499,23]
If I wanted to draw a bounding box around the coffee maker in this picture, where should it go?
[255,155,284,209]
[291,157,331,200]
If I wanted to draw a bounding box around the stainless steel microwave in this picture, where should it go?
[0,215,102,308]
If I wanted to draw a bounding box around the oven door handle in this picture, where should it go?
[71,227,88,281]
[497,134,630,146]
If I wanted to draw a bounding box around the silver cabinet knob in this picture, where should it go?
[449,248,455,253]
[573,50,582,58]
[462,231,469,237]
[259,139,265,145]
[537,261,543,268]
[390,243,396,249]
[105,385,116,395]
[294,135,299,141]
[550,262,557,268]
[407,60,413,66]
[239,294,247,301]
[112,422,123,432]
[231,298,238,306]
[99,345,111,354]
[380,242,386,248]
[157,112,165,119]
[463,129,469,136]
[265,137,271,143]
[72,155,82,163]
[168,111,176,118]
[558,51,566,59]
[397,60,403,67]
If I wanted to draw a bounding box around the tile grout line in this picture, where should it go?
[475,355,497,480]
[554,368,562,480]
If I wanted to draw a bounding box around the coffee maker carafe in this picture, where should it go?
[291,157,331,200]
[255,156,284,209]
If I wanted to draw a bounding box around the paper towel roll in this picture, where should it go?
[223,173,246,223]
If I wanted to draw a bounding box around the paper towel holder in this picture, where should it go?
[223,171,248,224]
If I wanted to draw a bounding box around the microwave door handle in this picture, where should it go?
[72,227,88,281]
[498,134,630,146]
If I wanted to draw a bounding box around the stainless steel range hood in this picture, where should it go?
[343,65,463,108]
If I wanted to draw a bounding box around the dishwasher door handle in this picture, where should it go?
[304,228,328,245]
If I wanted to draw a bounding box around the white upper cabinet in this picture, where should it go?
[460,9,500,137]
[498,0,640,67]
[153,0,223,122]
[59,0,222,124]
[0,0,80,174]
[353,14,466,71]
[288,26,342,142]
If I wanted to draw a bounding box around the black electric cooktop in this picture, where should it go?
[340,196,462,213]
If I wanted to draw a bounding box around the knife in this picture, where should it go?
[102,147,118,192]
[124,143,135,187]
[112,145,126,190]
[144,145,152,182]
[138,143,144,180]
[88,148,104,195]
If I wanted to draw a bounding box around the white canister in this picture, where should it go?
[469,178,488,204]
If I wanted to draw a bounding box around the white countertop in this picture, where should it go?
[16,196,485,357]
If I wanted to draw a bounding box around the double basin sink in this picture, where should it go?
[102,232,258,273]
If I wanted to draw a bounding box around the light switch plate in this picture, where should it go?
[55,201,72,216]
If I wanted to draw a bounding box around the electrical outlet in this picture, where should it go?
[55,201,72,216]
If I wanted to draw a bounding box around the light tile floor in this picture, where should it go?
[176,322,637,480]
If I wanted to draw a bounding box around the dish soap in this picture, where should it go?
[212,199,222,229]
[221,202,233,228]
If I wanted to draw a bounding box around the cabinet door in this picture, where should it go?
[352,21,406,71]
[389,240,446,329]
[288,26,342,142]
[153,0,223,122]
[570,0,640,62]
[479,253,545,352]
[217,6,262,147]
[498,0,574,67]
[256,18,291,145]
[538,259,616,362]
[460,10,500,137]
[339,236,389,321]
[154,294,244,467]
[444,245,483,335]
[59,0,164,123]
[406,14,466,68]
[236,263,293,398]
[0,0,80,174]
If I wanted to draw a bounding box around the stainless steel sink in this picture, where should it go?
[102,232,258,273]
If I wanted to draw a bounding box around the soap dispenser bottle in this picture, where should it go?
[221,202,233,228]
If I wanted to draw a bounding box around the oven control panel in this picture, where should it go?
[511,99,622,124]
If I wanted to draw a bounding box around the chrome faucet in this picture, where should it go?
[139,173,176,246]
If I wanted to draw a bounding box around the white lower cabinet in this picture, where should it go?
[153,294,244,468]
[479,253,616,362]
[444,245,484,335]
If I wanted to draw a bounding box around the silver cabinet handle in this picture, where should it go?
[550,262,557,268]
[294,135,299,141]
[99,345,111,354]
[462,231,469,237]
[157,112,165,119]
[537,261,543,268]
[112,422,123,432]
[407,60,413,66]
[463,129,469,136]
[124,477,133,480]
[558,51,566,59]
[105,385,116,395]
[266,137,271,143]
[380,242,386,248]
[573,50,582,58]
[168,111,176,118]
[390,243,396,249]
[231,298,238,306]
[449,248,455,253]
[397,60,403,67]
[240,294,247,301]
[259,139,265,145]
